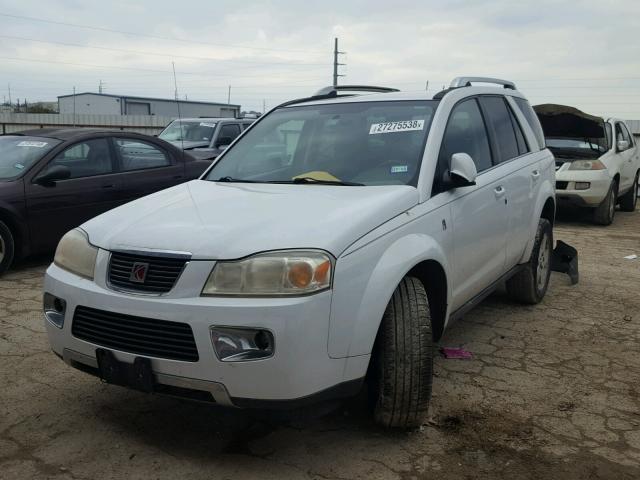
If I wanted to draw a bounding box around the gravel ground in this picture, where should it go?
[1,208,639,480]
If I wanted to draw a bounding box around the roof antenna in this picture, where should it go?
[172,62,185,155]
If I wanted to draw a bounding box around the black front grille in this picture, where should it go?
[556,181,568,190]
[72,306,199,362]
[108,251,188,294]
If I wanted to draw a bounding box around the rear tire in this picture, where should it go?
[619,173,638,212]
[0,221,15,275]
[371,276,433,429]
[506,218,552,304]
[593,181,617,225]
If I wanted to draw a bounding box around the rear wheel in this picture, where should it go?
[619,172,638,212]
[593,181,617,225]
[371,276,433,429]
[0,221,15,275]
[506,218,552,304]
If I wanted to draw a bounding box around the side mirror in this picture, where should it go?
[215,136,233,149]
[446,152,477,188]
[617,139,629,152]
[35,165,71,186]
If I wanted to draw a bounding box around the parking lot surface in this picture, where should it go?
[1,209,639,480]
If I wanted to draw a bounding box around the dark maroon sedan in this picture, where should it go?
[0,128,211,274]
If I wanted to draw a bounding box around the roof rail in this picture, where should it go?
[450,77,516,90]
[314,85,400,96]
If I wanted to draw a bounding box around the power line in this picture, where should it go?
[0,13,326,55]
[0,35,331,67]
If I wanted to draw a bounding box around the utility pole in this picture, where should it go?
[7,84,12,107]
[227,85,231,104]
[72,86,76,126]
[425,81,429,91]
[262,99,266,114]
[332,37,346,87]
[98,80,104,94]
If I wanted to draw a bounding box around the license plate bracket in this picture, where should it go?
[96,348,154,393]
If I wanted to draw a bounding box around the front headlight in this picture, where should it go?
[54,229,98,280]
[202,250,333,296]
[568,160,606,170]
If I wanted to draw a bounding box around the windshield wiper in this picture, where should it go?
[288,177,364,186]
[215,176,262,183]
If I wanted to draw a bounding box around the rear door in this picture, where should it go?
[618,122,637,191]
[436,97,509,310]
[478,96,540,269]
[114,137,185,202]
[25,137,123,252]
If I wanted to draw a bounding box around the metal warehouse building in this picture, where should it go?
[57,92,241,118]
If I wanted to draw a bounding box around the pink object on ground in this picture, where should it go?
[440,347,473,359]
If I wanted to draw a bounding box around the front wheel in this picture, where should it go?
[0,221,15,275]
[506,218,552,304]
[619,173,638,212]
[593,181,617,225]
[371,276,433,429]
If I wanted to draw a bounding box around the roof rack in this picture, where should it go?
[449,77,516,90]
[277,85,399,109]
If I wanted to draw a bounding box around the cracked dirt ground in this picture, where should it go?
[1,209,639,480]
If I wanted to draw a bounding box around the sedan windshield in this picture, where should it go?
[0,136,61,180]
[159,120,216,142]
[205,101,438,186]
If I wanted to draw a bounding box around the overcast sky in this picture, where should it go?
[1,0,639,117]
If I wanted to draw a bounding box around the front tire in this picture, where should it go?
[506,218,552,304]
[619,172,638,212]
[593,181,617,225]
[0,221,15,275]
[371,276,433,429]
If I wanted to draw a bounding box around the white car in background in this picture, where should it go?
[535,104,639,224]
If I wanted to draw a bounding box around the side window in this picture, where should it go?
[115,139,170,171]
[242,123,253,130]
[514,97,545,149]
[437,98,493,177]
[48,138,114,179]
[479,96,520,163]
[218,124,241,145]
[508,104,529,155]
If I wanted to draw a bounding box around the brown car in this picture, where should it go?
[0,128,210,274]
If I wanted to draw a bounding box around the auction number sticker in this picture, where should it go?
[199,122,216,127]
[17,141,48,148]
[369,119,425,135]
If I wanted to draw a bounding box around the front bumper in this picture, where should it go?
[44,251,368,406]
[555,168,612,207]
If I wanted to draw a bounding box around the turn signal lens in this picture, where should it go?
[202,250,333,296]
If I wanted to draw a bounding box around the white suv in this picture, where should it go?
[535,104,639,224]
[44,77,556,429]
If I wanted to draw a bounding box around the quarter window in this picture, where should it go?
[438,98,493,174]
[48,138,114,179]
[479,97,520,163]
[619,123,634,147]
[115,139,170,171]
[514,97,545,149]
[218,124,241,145]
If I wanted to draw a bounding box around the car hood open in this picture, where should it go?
[81,180,419,259]
[533,104,605,139]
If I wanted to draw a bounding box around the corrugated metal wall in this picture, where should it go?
[0,113,174,135]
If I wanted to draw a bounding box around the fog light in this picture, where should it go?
[43,293,66,328]
[210,326,274,362]
[574,182,590,190]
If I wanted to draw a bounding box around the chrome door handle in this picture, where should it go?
[494,186,506,197]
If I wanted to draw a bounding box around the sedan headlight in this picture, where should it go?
[54,229,98,280]
[568,160,606,170]
[202,250,333,296]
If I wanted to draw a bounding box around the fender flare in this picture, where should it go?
[520,179,555,263]
[340,233,451,359]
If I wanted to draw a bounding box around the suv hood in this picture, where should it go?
[82,180,419,259]
[534,103,605,139]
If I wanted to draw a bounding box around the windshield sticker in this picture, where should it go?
[14,163,25,170]
[391,165,408,174]
[369,119,425,135]
[17,141,48,148]
[199,122,216,128]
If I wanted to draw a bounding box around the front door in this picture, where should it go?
[25,137,123,253]
[436,98,508,311]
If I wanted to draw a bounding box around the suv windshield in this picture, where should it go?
[159,120,216,142]
[546,137,607,159]
[205,101,438,186]
[0,136,61,180]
